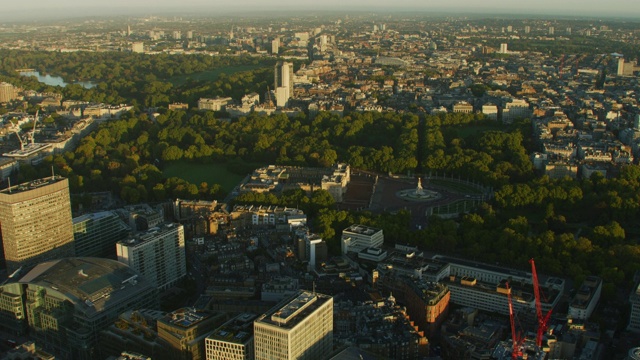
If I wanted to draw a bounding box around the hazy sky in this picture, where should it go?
[2,0,640,21]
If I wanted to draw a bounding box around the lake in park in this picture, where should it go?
[19,71,96,89]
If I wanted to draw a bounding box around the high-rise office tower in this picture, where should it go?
[116,223,186,291]
[0,176,75,273]
[254,291,333,360]
[524,25,531,34]
[0,82,16,103]
[271,38,280,54]
[549,26,555,35]
[274,61,294,107]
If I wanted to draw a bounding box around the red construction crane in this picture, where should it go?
[530,258,552,348]
[506,281,523,359]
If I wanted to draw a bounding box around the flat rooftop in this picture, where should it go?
[208,313,257,345]
[19,257,152,315]
[409,280,450,303]
[258,291,331,329]
[570,276,602,310]
[161,308,214,328]
[343,224,382,236]
[73,210,119,224]
[387,253,449,275]
[0,175,65,195]
[433,255,532,280]
[2,143,51,158]
[117,223,180,247]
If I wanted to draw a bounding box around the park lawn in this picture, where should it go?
[168,65,263,86]
[162,162,247,193]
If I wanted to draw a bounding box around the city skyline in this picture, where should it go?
[2,0,640,21]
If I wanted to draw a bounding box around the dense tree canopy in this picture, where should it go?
[3,50,639,300]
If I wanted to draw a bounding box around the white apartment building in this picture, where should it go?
[117,223,186,291]
[254,291,333,360]
[274,61,294,107]
[341,224,384,255]
[433,255,564,315]
[304,233,323,268]
[445,276,561,317]
[433,255,533,284]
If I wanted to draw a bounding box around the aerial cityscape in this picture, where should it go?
[0,4,639,360]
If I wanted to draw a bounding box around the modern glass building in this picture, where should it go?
[0,257,158,359]
[73,211,130,258]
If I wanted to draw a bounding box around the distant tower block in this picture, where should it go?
[524,26,531,34]
[0,82,17,103]
[548,26,555,35]
[618,58,626,76]
[274,61,294,107]
[131,42,144,53]
[500,43,508,54]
